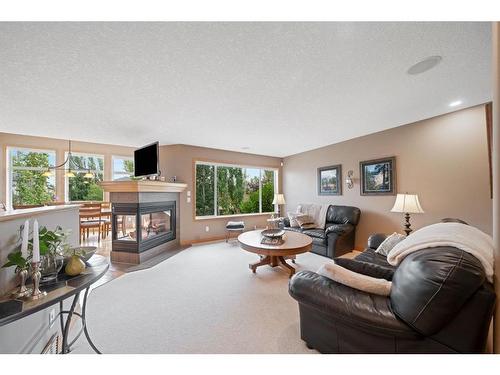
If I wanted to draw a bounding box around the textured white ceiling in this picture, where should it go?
[0,22,492,157]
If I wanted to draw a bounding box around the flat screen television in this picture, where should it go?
[134,142,159,177]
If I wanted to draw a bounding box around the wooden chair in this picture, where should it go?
[100,202,112,238]
[79,203,103,243]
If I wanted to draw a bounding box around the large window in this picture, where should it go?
[195,162,276,218]
[7,147,56,207]
[112,156,134,180]
[66,152,104,201]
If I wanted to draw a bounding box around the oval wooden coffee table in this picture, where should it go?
[238,229,312,278]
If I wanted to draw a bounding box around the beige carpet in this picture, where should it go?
[72,241,333,354]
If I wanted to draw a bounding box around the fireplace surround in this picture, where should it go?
[101,181,187,264]
[112,201,176,253]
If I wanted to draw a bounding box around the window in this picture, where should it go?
[195,161,277,218]
[7,147,56,207]
[112,156,134,181]
[66,152,104,202]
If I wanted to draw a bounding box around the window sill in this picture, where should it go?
[195,212,275,221]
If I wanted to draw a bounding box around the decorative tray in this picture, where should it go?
[261,229,285,238]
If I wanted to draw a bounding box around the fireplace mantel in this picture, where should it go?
[100,180,187,193]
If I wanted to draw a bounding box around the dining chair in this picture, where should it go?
[79,203,103,243]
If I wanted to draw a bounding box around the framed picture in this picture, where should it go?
[318,164,342,195]
[360,157,396,195]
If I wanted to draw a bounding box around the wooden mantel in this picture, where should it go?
[100,180,188,193]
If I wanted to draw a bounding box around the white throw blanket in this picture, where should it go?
[387,223,495,282]
[296,203,330,229]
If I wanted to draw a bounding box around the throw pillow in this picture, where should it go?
[317,263,392,296]
[287,212,306,228]
[375,232,406,256]
[296,215,316,229]
[334,258,394,281]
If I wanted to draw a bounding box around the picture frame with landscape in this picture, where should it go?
[318,164,342,195]
[360,157,396,195]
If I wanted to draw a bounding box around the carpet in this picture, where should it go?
[72,241,332,354]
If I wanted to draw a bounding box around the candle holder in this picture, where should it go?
[11,268,32,299]
[28,262,47,301]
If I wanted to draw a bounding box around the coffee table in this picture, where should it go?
[238,229,312,277]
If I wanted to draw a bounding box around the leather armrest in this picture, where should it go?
[367,233,387,250]
[335,258,394,281]
[289,271,416,337]
[325,223,353,236]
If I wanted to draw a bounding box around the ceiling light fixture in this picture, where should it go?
[407,56,442,75]
[449,100,463,107]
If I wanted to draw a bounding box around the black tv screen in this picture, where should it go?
[134,142,159,177]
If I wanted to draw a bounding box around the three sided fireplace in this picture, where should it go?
[112,201,176,253]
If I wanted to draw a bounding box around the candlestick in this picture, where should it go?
[32,220,40,263]
[21,219,29,259]
[28,262,46,301]
[11,268,32,299]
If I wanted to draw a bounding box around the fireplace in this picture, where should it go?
[112,201,176,253]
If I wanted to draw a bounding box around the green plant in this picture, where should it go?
[2,225,71,272]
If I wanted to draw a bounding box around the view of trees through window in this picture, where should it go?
[113,157,135,180]
[67,154,104,201]
[195,162,275,217]
[9,148,56,206]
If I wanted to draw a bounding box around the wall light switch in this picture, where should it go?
[205,226,210,232]
[187,191,191,197]
[187,197,191,203]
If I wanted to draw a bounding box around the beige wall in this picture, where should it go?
[0,132,135,205]
[159,144,283,244]
[283,105,492,249]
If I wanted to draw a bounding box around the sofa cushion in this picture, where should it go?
[326,205,361,225]
[335,258,395,281]
[355,248,394,269]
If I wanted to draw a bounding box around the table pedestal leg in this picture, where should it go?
[249,256,272,273]
[277,256,296,278]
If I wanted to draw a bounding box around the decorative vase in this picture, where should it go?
[65,255,86,276]
[40,252,64,282]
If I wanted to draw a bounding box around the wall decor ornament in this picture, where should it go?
[318,164,342,195]
[360,157,396,195]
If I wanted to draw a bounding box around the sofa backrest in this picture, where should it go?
[390,247,492,336]
[326,205,361,226]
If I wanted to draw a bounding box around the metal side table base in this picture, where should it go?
[59,286,102,354]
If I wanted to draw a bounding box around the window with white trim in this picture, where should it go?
[112,156,134,181]
[7,147,56,207]
[195,161,277,218]
[65,152,104,202]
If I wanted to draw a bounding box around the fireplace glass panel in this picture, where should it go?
[140,210,172,241]
[115,214,137,241]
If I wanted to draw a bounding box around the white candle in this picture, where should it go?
[32,220,40,263]
[20,219,29,259]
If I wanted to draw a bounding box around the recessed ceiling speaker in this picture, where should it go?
[407,56,442,75]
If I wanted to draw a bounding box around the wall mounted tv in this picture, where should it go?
[134,142,159,177]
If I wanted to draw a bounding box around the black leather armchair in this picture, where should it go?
[282,205,361,258]
[289,237,495,353]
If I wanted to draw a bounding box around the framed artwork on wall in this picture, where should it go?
[360,157,396,195]
[318,164,342,195]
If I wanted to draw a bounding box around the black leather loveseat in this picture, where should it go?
[289,233,496,353]
[281,205,360,259]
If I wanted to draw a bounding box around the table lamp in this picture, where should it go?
[272,193,286,218]
[390,193,424,235]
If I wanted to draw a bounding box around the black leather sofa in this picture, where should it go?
[289,233,496,353]
[281,205,360,259]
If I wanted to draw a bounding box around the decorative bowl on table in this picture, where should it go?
[261,229,285,238]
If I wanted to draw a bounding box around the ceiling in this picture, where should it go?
[0,22,492,157]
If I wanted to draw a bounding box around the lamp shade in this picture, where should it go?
[391,193,424,214]
[272,194,286,205]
